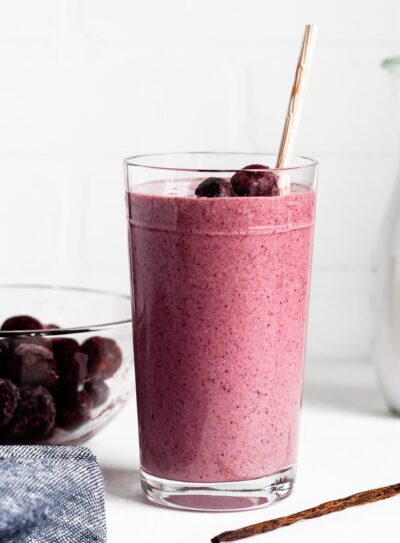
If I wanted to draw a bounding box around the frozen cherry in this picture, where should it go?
[0,341,12,375]
[56,388,93,430]
[230,164,279,197]
[0,378,19,427]
[52,338,87,386]
[5,343,58,388]
[1,315,42,332]
[9,386,56,440]
[84,380,110,408]
[81,337,122,380]
[0,340,9,360]
[10,336,50,349]
[195,177,235,198]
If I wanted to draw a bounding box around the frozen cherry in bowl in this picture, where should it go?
[230,164,280,197]
[0,378,19,427]
[195,177,235,198]
[8,336,50,350]
[5,342,59,388]
[0,340,12,372]
[52,338,87,386]
[1,315,42,332]
[85,380,110,408]
[0,284,133,445]
[56,387,93,431]
[9,385,56,441]
[81,337,122,380]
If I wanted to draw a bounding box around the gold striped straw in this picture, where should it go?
[276,24,318,192]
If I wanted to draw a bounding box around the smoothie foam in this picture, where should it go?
[128,179,315,483]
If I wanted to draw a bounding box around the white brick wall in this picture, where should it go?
[1,0,399,358]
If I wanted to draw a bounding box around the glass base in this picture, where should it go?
[141,465,296,511]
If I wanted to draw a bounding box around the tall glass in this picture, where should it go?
[125,153,318,511]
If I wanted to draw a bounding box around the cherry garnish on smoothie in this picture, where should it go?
[195,177,235,198]
[195,166,279,198]
[231,164,279,197]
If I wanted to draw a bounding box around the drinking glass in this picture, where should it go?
[125,152,318,511]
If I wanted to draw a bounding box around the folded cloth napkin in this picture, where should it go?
[0,446,106,543]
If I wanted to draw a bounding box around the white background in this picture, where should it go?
[1,0,400,360]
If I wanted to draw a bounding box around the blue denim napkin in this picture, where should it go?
[0,446,106,542]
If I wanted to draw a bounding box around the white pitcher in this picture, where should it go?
[375,57,400,414]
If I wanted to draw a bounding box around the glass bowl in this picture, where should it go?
[0,284,133,445]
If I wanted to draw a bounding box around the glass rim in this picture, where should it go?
[124,151,318,173]
[0,284,131,337]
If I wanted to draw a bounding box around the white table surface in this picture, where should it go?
[88,358,400,542]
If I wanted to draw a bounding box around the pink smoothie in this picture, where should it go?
[128,179,315,483]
